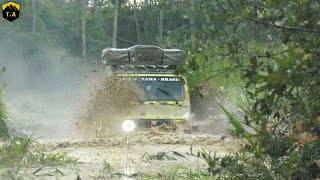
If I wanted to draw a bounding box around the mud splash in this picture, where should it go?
[76,74,144,137]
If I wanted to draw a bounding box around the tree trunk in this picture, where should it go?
[159,8,164,46]
[190,0,196,49]
[143,0,148,43]
[81,0,87,57]
[112,0,119,48]
[134,0,141,44]
[32,0,36,36]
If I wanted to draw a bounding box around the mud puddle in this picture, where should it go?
[2,131,241,179]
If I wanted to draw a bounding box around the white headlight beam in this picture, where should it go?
[122,120,136,132]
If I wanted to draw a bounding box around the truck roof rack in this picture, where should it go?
[102,45,186,66]
[115,65,175,69]
[111,65,176,73]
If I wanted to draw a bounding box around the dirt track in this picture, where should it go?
[2,79,242,179]
[1,57,243,179]
[7,131,240,179]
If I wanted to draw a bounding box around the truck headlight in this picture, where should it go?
[122,120,136,132]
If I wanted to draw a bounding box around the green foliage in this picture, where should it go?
[0,0,319,178]
[0,136,79,168]
[164,149,276,179]
[38,152,80,166]
[0,136,32,167]
[0,92,8,139]
[220,105,261,154]
[164,143,319,179]
[0,0,194,59]
[0,69,9,139]
[170,0,320,178]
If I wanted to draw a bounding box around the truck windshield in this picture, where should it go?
[120,76,185,101]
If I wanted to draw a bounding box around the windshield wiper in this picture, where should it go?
[156,88,178,102]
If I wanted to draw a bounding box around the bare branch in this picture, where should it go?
[245,17,320,34]
[255,44,303,58]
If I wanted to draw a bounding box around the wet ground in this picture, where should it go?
[0,131,241,179]
[1,54,243,179]
[2,87,242,179]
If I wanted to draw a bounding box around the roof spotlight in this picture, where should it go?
[122,120,136,132]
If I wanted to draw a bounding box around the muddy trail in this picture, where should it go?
[2,83,242,179]
[1,51,243,178]
[1,131,241,179]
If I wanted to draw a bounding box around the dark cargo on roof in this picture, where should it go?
[102,45,186,66]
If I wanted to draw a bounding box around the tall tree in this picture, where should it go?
[190,0,196,49]
[158,7,164,46]
[32,0,36,36]
[134,0,141,44]
[112,0,119,48]
[143,0,148,43]
[81,0,87,57]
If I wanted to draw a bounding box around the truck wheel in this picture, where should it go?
[175,121,192,134]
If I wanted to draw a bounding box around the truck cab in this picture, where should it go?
[102,45,190,127]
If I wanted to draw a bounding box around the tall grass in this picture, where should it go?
[0,88,9,139]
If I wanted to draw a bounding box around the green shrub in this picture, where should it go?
[0,136,79,168]
[0,73,9,139]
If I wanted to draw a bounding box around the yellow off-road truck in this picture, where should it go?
[102,45,191,130]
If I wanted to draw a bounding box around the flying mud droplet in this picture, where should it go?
[76,75,144,137]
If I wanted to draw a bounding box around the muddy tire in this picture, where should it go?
[175,121,192,134]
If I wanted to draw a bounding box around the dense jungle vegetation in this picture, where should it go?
[0,0,320,178]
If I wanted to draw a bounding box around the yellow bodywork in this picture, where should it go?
[117,73,190,122]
